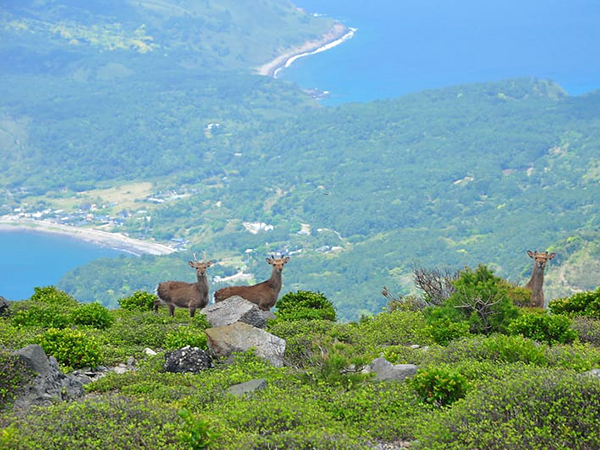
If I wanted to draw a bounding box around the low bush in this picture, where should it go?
[29,286,79,307]
[409,365,469,407]
[414,368,600,449]
[571,316,600,346]
[71,303,114,329]
[424,306,471,345]
[549,286,600,318]
[165,326,208,351]
[36,328,102,370]
[275,290,337,321]
[11,303,73,329]
[118,290,157,311]
[507,311,577,345]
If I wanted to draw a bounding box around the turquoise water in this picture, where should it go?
[0,231,127,301]
[287,0,600,105]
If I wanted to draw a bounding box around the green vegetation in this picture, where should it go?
[2,275,600,448]
[275,290,337,321]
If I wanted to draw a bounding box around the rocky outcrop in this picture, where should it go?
[163,346,213,373]
[205,322,286,367]
[202,296,275,329]
[14,345,85,409]
[227,378,268,397]
[0,295,10,317]
[366,357,418,382]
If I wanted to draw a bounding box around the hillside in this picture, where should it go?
[1,2,600,320]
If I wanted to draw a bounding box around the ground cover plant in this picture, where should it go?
[1,274,600,448]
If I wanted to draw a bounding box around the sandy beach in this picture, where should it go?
[255,23,355,78]
[0,217,176,256]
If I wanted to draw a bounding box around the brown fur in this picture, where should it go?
[524,250,555,308]
[214,256,290,311]
[155,259,213,317]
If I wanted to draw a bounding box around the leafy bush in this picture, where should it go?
[424,306,471,345]
[507,285,535,307]
[29,286,79,307]
[275,290,337,321]
[118,290,157,311]
[71,303,114,329]
[0,350,33,408]
[409,365,469,407]
[176,409,218,449]
[415,368,600,449]
[36,328,102,369]
[445,265,520,334]
[11,303,73,329]
[571,316,600,346]
[165,326,208,351]
[2,395,183,449]
[549,287,600,318]
[508,311,577,345]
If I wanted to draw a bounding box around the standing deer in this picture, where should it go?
[155,253,213,317]
[524,250,555,308]
[214,255,290,311]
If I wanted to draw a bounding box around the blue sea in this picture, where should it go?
[286,0,600,105]
[0,231,127,301]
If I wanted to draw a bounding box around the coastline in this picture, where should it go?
[0,217,176,256]
[255,23,355,78]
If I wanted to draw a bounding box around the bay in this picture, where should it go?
[286,0,600,105]
[0,231,128,301]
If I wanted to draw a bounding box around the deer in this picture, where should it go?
[213,255,290,311]
[524,250,555,309]
[155,253,213,317]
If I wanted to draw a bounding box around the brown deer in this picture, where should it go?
[213,255,290,311]
[524,250,555,308]
[155,253,213,317]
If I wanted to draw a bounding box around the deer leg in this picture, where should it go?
[168,304,175,317]
[189,307,196,318]
[153,299,160,313]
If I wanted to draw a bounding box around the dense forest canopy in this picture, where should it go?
[1,1,600,320]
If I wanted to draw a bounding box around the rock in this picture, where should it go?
[0,295,10,317]
[584,368,600,379]
[367,357,418,382]
[227,378,267,397]
[144,348,157,356]
[202,296,274,329]
[164,346,213,374]
[13,344,85,409]
[205,322,286,367]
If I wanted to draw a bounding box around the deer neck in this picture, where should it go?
[268,268,283,293]
[527,264,545,291]
[196,273,208,288]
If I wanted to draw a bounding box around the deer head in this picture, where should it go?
[527,250,555,271]
[189,252,213,276]
[266,254,290,273]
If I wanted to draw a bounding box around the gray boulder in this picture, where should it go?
[227,378,268,397]
[164,346,213,374]
[368,357,418,382]
[0,295,10,317]
[205,322,286,367]
[13,344,84,409]
[202,296,275,329]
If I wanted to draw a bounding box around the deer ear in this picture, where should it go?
[266,257,273,265]
[189,261,195,267]
[207,261,213,266]
[283,256,290,263]
[548,253,556,260]
[527,250,534,259]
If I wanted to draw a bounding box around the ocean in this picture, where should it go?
[286,0,600,105]
[0,231,127,301]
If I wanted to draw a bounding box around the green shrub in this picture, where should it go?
[176,409,218,449]
[165,326,208,350]
[275,290,337,321]
[571,316,600,346]
[3,395,183,449]
[12,303,73,329]
[30,286,79,307]
[508,312,577,345]
[0,350,33,408]
[415,368,600,449]
[445,265,520,334]
[409,365,469,407]
[71,303,114,329]
[36,328,102,369]
[549,287,600,318]
[507,285,535,307]
[424,306,471,345]
[353,310,433,349]
[118,290,157,311]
